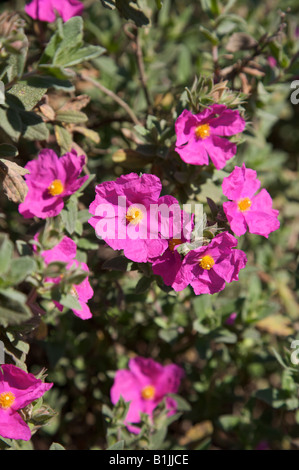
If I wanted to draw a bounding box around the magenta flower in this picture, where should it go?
[267,56,277,68]
[225,312,237,325]
[25,0,84,23]
[19,149,88,219]
[175,104,245,169]
[110,357,184,433]
[39,236,93,320]
[152,196,194,290]
[175,232,247,295]
[222,163,280,237]
[0,364,53,441]
[89,173,171,263]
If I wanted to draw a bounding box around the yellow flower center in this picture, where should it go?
[0,391,15,409]
[48,179,64,196]
[168,238,183,252]
[195,123,210,139]
[126,206,144,225]
[238,197,252,212]
[199,255,215,270]
[141,385,156,400]
[70,286,79,300]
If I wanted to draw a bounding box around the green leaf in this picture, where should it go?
[54,45,106,68]
[55,110,88,124]
[20,111,49,141]
[7,81,47,111]
[49,443,65,451]
[0,234,13,276]
[168,394,191,412]
[54,125,73,153]
[0,144,19,158]
[5,257,36,285]
[107,440,125,450]
[0,288,32,327]
[60,197,78,235]
[0,106,22,142]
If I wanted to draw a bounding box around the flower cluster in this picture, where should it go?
[88,104,279,296]
[9,95,280,442]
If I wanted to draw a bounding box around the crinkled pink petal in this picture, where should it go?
[128,357,164,388]
[41,236,77,265]
[25,0,57,22]
[223,201,247,237]
[222,163,261,200]
[154,364,185,399]
[0,364,53,411]
[19,185,65,219]
[190,268,226,295]
[152,250,183,287]
[175,134,209,165]
[174,109,198,147]
[25,0,84,22]
[52,0,84,21]
[0,408,31,441]
[203,135,237,169]
[209,105,246,136]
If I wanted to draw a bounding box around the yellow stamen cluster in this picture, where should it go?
[141,385,155,400]
[238,197,252,212]
[0,391,15,409]
[199,255,215,270]
[48,179,64,196]
[195,123,210,139]
[70,286,79,300]
[126,206,144,225]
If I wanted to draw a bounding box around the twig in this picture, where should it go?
[123,24,153,114]
[135,29,153,113]
[78,72,142,127]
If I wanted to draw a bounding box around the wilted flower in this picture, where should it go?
[175,232,247,295]
[19,149,88,219]
[0,364,53,441]
[222,163,280,237]
[25,0,84,23]
[110,357,184,433]
[175,104,245,169]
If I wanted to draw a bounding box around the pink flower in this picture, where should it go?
[110,357,184,433]
[222,163,280,238]
[175,232,247,295]
[39,236,93,320]
[0,364,53,441]
[152,196,194,290]
[19,149,88,219]
[267,56,277,68]
[25,0,84,22]
[175,104,245,169]
[89,173,171,263]
[225,312,237,325]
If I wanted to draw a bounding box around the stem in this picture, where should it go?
[78,72,142,127]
